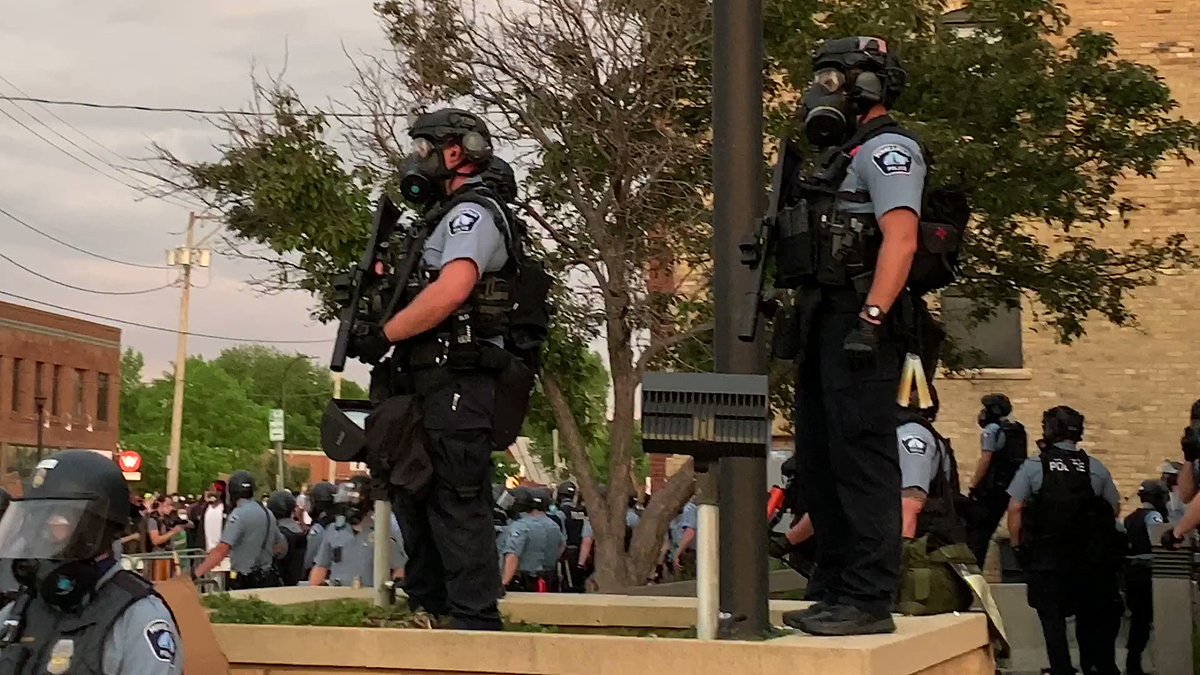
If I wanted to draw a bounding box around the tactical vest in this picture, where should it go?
[405,185,551,374]
[0,571,168,675]
[1125,507,1154,559]
[981,421,1028,495]
[1024,449,1116,571]
[275,525,308,586]
[559,503,587,548]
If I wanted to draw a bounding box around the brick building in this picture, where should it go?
[0,301,121,473]
[934,0,1200,500]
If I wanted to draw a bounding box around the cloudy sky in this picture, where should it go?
[1,0,386,384]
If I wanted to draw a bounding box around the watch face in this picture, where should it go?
[866,306,884,319]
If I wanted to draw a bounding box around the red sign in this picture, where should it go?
[118,451,142,473]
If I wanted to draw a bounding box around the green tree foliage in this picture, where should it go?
[762,0,1199,340]
[119,347,365,494]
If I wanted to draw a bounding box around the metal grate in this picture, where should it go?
[641,372,770,461]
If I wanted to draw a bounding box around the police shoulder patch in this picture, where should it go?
[144,619,178,664]
[448,207,482,236]
[902,436,928,455]
[872,143,913,176]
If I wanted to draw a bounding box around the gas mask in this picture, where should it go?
[801,68,856,147]
[13,559,103,611]
[399,138,455,208]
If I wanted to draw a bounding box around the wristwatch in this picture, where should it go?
[862,305,885,324]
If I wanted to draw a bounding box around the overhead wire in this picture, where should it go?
[0,94,377,118]
[0,204,173,270]
[0,250,173,296]
[0,290,335,345]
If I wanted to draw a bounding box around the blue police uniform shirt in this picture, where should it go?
[1006,441,1120,509]
[221,499,287,574]
[501,513,564,573]
[981,421,1008,454]
[837,132,927,220]
[897,421,952,493]
[0,564,183,674]
[303,522,325,572]
[312,514,406,587]
[668,502,698,557]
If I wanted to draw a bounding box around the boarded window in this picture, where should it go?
[939,290,1024,369]
[97,373,111,422]
[10,359,21,413]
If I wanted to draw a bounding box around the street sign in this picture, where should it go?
[118,451,142,473]
[269,409,285,442]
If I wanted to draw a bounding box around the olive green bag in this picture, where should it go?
[897,535,978,616]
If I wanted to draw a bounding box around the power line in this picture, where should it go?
[0,95,376,118]
[0,290,335,344]
[0,204,172,270]
[0,250,172,296]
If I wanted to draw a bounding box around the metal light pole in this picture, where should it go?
[34,395,46,462]
[712,0,769,639]
[277,356,314,491]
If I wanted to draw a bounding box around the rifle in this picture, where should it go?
[330,195,404,372]
[739,135,803,343]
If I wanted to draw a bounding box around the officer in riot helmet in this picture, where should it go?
[0,451,183,673]
[345,108,539,630]
[309,477,406,588]
[268,490,307,586]
[966,393,1028,567]
[1124,480,1168,675]
[192,470,288,589]
[303,481,337,578]
[499,488,564,592]
[1007,406,1122,675]
[779,36,924,637]
[555,483,588,593]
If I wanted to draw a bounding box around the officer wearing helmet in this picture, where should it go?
[1123,480,1168,675]
[268,491,307,586]
[0,451,183,673]
[966,393,1028,566]
[1007,406,1122,675]
[347,108,538,630]
[309,477,406,588]
[555,483,588,593]
[499,488,564,592]
[303,481,337,578]
[782,36,924,637]
[192,470,287,589]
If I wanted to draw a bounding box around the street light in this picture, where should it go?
[276,355,317,491]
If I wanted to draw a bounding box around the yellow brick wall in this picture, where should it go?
[936,0,1200,502]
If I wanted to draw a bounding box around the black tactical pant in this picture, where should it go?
[393,370,503,631]
[967,489,1009,567]
[795,299,902,616]
[1124,566,1153,673]
[1027,568,1122,675]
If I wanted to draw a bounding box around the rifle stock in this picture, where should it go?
[330,195,402,372]
[739,136,802,343]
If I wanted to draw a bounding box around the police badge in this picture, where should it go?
[46,638,74,674]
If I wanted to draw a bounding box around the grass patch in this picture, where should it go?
[202,595,695,637]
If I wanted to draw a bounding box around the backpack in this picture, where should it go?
[845,117,971,296]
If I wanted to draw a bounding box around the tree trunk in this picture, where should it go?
[620,461,695,588]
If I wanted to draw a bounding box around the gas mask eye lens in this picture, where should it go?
[812,68,845,93]
[412,138,436,159]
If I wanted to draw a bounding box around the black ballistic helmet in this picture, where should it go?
[812,36,907,106]
[981,393,1013,419]
[267,490,297,520]
[1042,406,1085,444]
[557,482,577,503]
[227,471,256,503]
[1137,480,1170,503]
[309,481,336,516]
[410,108,493,149]
[25,451,129,528]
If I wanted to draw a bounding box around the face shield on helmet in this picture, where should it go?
[0,499,111,561]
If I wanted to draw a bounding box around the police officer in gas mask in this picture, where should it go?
[268,491,307,586]
[303,481,337,578]
[0,451,182,673]
[309,477,406,589]
[966,393,1028,567]
[346,108,538,631]
[779,37,925,637]
[1124,480,1168,675]
[1007,407,1122,675]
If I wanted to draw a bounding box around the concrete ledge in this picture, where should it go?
[218,589,992,674]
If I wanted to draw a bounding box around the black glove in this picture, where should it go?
[1182,426,1200,462]
[1013,545,1033,570]
[1161,528,1185,551]
[768,531,795,559]
[348,323,393,365]
[842,317,880,370]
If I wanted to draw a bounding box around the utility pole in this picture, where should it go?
[166,213,213,494]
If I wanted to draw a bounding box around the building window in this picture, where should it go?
[10,358,21,413]
[97,373,110,422]
[939,290,1024,369]
[50,364,60,416]
[74,369,86,417]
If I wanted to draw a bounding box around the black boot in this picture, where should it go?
[793,603,895,636]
